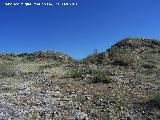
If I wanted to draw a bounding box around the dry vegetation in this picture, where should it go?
[0,38,160,120]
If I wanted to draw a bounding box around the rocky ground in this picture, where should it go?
[0,38,160,120]
[0,62,159,120]
[0,62,90,120]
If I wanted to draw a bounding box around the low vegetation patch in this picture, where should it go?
[92,71,112,84]
[69,67,93,78]
[0,62,16,78]
[0,87,16,93]
[111,53,134,66]
[69,67,112,84]
[39,63,61,70]
[152,91,160,108]
[140,69,157,76]
[142,63,156,69]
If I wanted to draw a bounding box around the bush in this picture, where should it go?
[142,63,155,69]
[69,67,93,78]
[92,71,112,84]
[69,67,112,84]
[142,61,156,69]
[111,53,134,66]
[140,69,156,76]
[0,62,15,78]
[152,91,160,108]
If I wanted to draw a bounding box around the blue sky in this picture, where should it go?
[0,0,160,59]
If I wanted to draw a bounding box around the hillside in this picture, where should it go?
[83,38,160,65]
[0,38,160,120]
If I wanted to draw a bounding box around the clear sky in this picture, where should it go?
[0,0,160,59]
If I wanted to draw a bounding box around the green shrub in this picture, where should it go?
[69,68,93,78]
[0,87,16,93]
[141,69,156,76]
[69,67,112,84]
[152,91,160,108]
[0,62,15,78]
[112,53,134,66]
[92,71,112,84]
[142,63,155,69]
